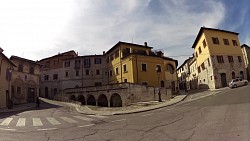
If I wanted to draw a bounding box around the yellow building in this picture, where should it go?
[106,42,178,91]
[192,27,245,89]
[0,48,15,108]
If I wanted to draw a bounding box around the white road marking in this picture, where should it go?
[37,128,57,131]
[111,119,126,122]
[73,116,94,121]
[46,117,61,125]
[33,118,43,126]
[0,128,16,131]
[16,118,26,127]
[78,124,95,128]
[0,118,13,126]
[60,117,77,123]
[87,115,106,119]
[142,113,153,117]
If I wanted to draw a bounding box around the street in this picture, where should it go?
[1,85,250,141]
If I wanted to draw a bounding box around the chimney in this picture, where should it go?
[144,42,147,47]
[103,51,106,55]
[0,47,3,53]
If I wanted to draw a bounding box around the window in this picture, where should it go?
[228,56,234,63]
[44,61,50,68]
[76,70,79,76]
[212,37,219,44]
[54,59,59,66]
[207,59,210,66]
[96,69,100,75]
[217,55,224,63]
[84,58,91,68]
[94,58,102,64]
[142,82,148,86]
[123,64,127,72]
[114,50,119,58]
[198,66,201,73]
[86,70,89,75]
[65,71,69,77]
[116,67,119,75]
[18,64,23,72]
[238,56,242,62]
[75,60,81,68]
[124,79,127,82]
[232,71,235,79]
[167,64,174,74]
[64,61,70,67]
[196,52,198,57]
[201,63,205,70]
[17,87,21,94]
[44,75,49,80]
[156,65,161,72]
[211,76,213,80]
[232,40,238,46]
[94,82,102,86]
[240,71,244,79]
[53,74,58,80]
[203,39,207,48]
[198,47,202,54]
[142,63,147,71]
[30,66,34,74]
[110,54,114,61]
[223,39,229,45]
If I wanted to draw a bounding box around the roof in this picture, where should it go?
[10,55,39,65]
[106,41,153,55]
[63,54,105,61]
[39,50,77,62]
[163,56,178,67]
[241,44,250,48]
[191,27,239,49]
[177,57,193,70]
[0,52,16,67]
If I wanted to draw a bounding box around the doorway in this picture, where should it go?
[28,88,35,102]
[220,73,227,87]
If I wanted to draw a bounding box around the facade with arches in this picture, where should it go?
[58,83,172,107]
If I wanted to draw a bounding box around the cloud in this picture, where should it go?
[0,0,226,66]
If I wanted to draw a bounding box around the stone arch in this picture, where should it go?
[232,71,236,79]
[87,95,96,106]
[110,93,122,107]
[77,95,85,105]
[166,64,175,74]
[69,95,76,101]
[97,94,108,107]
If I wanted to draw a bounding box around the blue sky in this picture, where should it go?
[0,0,249,66]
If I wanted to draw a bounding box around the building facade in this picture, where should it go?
[192,27,245,89]
[188,57,198,89]
[39,50,77,99]
[0,48,15,108]
[241,44,250,80]
[177,57,193,90]
[10,56,40,104]
[105,41,178,91]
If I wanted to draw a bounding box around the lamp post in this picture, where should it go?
[155,67,162,102]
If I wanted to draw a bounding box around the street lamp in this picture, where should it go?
[155,66,162,102]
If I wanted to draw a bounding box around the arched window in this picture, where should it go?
[166,64,175,74]
[232,71,235,79]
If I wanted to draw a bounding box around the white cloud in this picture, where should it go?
[0,0,226,65]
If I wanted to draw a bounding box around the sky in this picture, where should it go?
[0,0,249,66]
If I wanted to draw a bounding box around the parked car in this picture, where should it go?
[229,78,248,88]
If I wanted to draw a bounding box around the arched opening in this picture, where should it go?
[232,71,236,79]
[45,87,49,98]
[70,95,76,101]
[166,64,175,74]
[110,93,122,107]
[87,95,96,106]
[240,71,244,79]
[97,94,108,107]
[77,95,85,105]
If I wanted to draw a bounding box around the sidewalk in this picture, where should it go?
[0,103,36,113]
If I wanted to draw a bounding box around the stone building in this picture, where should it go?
[10,56,40,104]
[241,44,250,80]
[188,57,198,89]
[177,57,193,90]
[0,48,15,108]
[192,27,245,89]
[39,50,77,99]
